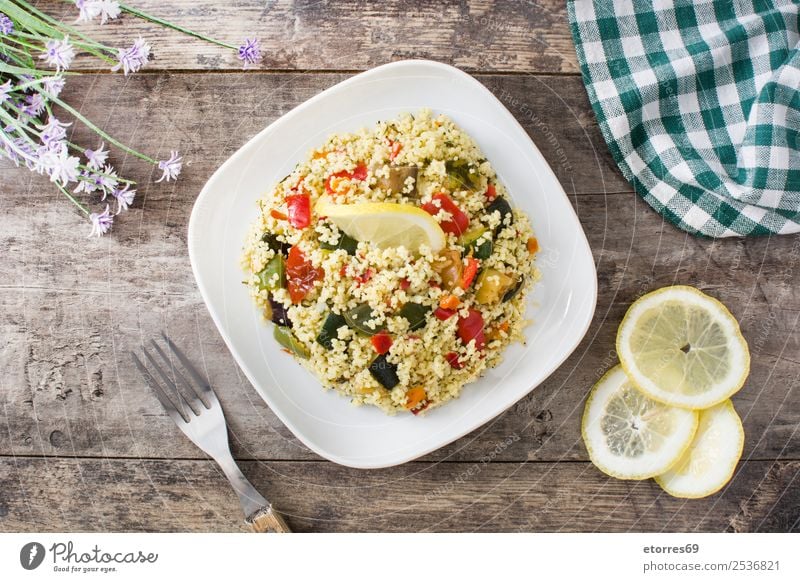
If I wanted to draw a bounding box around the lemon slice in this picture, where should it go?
[617,286,750,410]
[656,400,744,498]
[582,365,698,480]
[316,197,446,253]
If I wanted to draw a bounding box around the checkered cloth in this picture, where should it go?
[568,0,800,237]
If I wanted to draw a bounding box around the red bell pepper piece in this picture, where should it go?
[270,209,288,221]
[399,278,411,290]
[351,163,368,181]
[389,140,402,161]
[457,308,486,351]
[445,352,464,369]
[422,193,469,236]
[286,245,323,304]
[485,183,496,201]
[324,163,368,194]
[434,306,456,321]
[371,331,393,355]
[460,257,480,289]
[286,194,311,229]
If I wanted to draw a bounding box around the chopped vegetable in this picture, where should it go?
[399,302,431,331]
[444,159,481,191]
[269,297,291,327]
[457,308,486,350]
[355,268,374,285]
[445,352,464,369]
[502,276,525,302]
[256,255,285,291]
[344,303,380,336]
[370,331,393,355]
[375,165,418,196]
[270,209,288,221]
[389,140,402,161]
[422,193,470,236]
[458,225,492,259]
[261,233,290,256]
[319,231,359,255]
[274,326,310,359]
[286,246,323,304]
[432,249,462,290]
[405,386,427,410]
[351,163,368,181]
[317,311,347,349]
[399,278,411,290]
[286,194,311,229]
[485,183,497,201]
[369,353,400,389]
[410,400,430,415]
[324,163,368,195]
[486,196,513,230]
[527,236,539,254]
[434,306,456,321]
[439,294,461,310]
[475,268,515,304]
[460,256,480,290]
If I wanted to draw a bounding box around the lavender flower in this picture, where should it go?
[76,1,120,25]
[42,75,66,97]
[156,151,182,182]
[112,184,136,214]
[237,38,262,68]
[73,165,118,196]
[38,116,71,147]
[21,93,46,117]
[43,144,80,186]
[0,12,13,35]
[40,36,76,72]
[0,79,11,103]
[84,142,109,169]
[88,205,114,237]
[111,36,151,75]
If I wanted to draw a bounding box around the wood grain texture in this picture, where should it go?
[0,457,797,532]
[34,0,578,74]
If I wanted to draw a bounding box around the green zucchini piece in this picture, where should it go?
[486,196,513,230]
[369,353,400,389]
[317,311,347,349]
[274,326,310,359]
[257,255,285,291]
[319,231,359,255]
[399,302,431,331]
[502,276,525,303]
[344,303,381,336]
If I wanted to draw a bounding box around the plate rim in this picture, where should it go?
[188,59,598,469]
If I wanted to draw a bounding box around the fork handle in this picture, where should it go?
[246,505,292,533]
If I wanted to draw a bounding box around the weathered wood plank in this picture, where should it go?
[0,72,629,202]
[0,457,796,532]
[1,192,798,463]
[33,0,578,74]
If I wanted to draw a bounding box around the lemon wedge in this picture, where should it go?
[582,365,698,480]
[617,286,750,410]
[656,400,744,498]
[316,197,446,254]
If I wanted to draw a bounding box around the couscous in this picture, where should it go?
[241,109,539,414]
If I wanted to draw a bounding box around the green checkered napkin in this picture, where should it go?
[568,0,800,237]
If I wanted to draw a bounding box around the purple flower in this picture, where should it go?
[38,116,71,147]
[112,184,136,214]
[42,75,66,97]
[40,36,76,72]
[0,79,11,103]
[156,151,182,182]
[0,12,13,35]
[73,164,118,196]
[84,141,109,169]
[88,205,114,237]
[1,133,36,167]
[237,38,262,68]
[111,36,151,75]
[76,1,120,25]
[37,143,80,186]
[21,93,46,117]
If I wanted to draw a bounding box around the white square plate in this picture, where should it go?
[188,60,597,468]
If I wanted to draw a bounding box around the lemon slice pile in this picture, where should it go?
[582,286,749,498]
[316,197,446,254]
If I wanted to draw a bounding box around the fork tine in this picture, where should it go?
[150,339,210,409]
[131,352,190,424]
[142,346,201,418]
[161,333,218,404]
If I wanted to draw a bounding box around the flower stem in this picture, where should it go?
[119,3,238,50]
[57,184,90,216]
[46,93,159,165]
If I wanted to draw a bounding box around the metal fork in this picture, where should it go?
[131,333,290,533]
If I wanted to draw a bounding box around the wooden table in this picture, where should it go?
[1,1,797,533]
